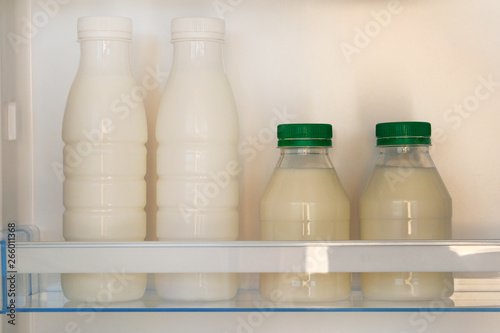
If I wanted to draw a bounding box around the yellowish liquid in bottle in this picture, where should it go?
[260,168,350,302]
[360,166,453,300]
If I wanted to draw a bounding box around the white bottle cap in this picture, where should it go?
[77,16,133,41]
[171,17,225,42]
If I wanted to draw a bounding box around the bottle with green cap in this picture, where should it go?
[260,123,350,302]
[360,121,454,301]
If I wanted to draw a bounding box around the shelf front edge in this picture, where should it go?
[10,240,500,274]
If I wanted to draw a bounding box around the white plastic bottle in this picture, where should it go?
[360,121,454,301]
[155,17,239,301]
[260,124,351,302]
[62,16,147,302]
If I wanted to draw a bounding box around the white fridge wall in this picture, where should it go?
[19,0,500,241]
[2,0,34,229]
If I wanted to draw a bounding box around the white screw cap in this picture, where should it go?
[171,17,225,42]
[78,16,133,41]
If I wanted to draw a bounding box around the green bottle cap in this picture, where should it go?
[277,123,332,147]
[376,121,431,146]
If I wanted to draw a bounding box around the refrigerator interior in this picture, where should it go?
[2,0,500,332]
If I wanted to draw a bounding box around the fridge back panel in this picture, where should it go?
[2,1,500,240]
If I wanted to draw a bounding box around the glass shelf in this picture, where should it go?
[12,288,500,313]
[2,238,500,313]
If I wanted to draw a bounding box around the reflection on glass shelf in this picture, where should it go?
[451,273,500,308]
[454,272,500,292]
[15,289,500,313]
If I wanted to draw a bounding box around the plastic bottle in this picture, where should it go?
[260,124,351,302]
[360,121,454,300]
[155,17,239,301]
[62,16,147,302]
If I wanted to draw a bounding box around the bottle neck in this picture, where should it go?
[171,40,225,72]
[78,39,133,76]
[376,145,436,168]
[277,147,333,169]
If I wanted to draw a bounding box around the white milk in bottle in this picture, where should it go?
[155,17,239,301]
[62,16,147,302]
[260,124,351,303]
[360,121,453,301]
